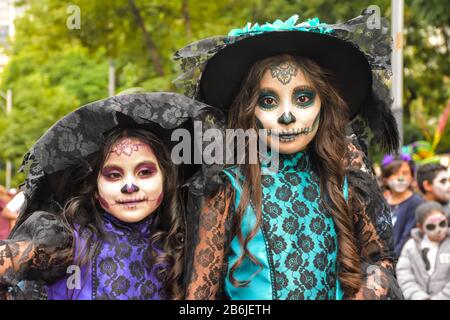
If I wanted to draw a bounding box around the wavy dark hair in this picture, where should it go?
[416,163,447,194]
[381,157,415,192]
[54,128,185,299]
[226,54,362,296]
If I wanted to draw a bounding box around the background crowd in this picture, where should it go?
[378,155,450,299]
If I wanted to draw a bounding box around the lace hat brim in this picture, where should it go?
[174,12,399,153]
[16,92,225,225]
[201,30,371,119]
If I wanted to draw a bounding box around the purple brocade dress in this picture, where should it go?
[46,212,167,300]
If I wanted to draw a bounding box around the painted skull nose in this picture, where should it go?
[277,111,296,125]
[121,183,140,194]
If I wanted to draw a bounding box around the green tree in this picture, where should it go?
[0,0,448,186]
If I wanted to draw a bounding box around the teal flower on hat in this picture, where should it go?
[228,14,334,37]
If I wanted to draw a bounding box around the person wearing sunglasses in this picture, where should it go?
[397,201,450,300]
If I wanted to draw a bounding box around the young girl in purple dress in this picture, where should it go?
[0,92,220,300]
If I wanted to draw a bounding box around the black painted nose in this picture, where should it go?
[277,111,296,125]
[121,183,140,193]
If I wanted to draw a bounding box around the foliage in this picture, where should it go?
[0,0,448,186]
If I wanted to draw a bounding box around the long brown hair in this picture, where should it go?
[57,128,185,299]
[226,54,361,296]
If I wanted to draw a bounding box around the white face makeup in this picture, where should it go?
[432,170,450,203]
[423,211,448,242]
[387,162,413,194]
[254,60,321,154]
[97,138,164,223]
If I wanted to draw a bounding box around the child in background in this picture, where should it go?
[397,201,450,300]
[417,164,450,216]
[381,154,424,256]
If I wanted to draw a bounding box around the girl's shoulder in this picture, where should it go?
[401,235,421,255]
[395,193,424,210]
[408,193,425,206]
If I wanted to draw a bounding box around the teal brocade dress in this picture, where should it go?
[221,151,347,300]
[186,146,403,300]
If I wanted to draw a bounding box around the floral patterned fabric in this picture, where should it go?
[93,213,166,300]
[185,184,234,300]
[0,211,73,300]
[185,143,404,300]
[0,211,167,300]
[45,212,166,300]
[258,151,339,299]
[218,151,340,300]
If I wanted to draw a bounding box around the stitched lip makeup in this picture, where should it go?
[117,199,148,210]
[97,137,164,222]
[114,194,161,208]
[117,198,147,205]
[253,60,322,155]
[277,132,300,142]
[267,128,311,142]
[115,197,159,209]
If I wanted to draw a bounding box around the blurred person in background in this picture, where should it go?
[397,201,450,300]
[381,154,424,257]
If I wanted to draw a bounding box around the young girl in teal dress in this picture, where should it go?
[177,11,404,300]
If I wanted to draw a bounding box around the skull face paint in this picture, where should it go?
[423,212,448,242]
[254,60,321,154]
[387,162,413,194]
[97,138,164,223]
[432,171,450,203]
[387,179,410,193]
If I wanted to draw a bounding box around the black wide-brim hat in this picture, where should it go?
[15,92,224,226]
[174,11,399,153]
[201,30,371,119]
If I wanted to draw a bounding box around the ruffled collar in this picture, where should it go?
[261,149,311,172]
[102,211,155,238]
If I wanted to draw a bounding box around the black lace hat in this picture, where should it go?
[14,92,225,228]
[198,23,370,119]
[174,10,399,155]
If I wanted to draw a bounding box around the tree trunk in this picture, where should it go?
[182,0,192,39]
[128,0,165,77]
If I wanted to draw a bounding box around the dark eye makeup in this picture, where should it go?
[101,166,123,181]
[293,86,316,108]
[101,161,158,181]
[257,86,316,111]
[136,163,158,177]
[257,89,279,110]
[425,220,448,231]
